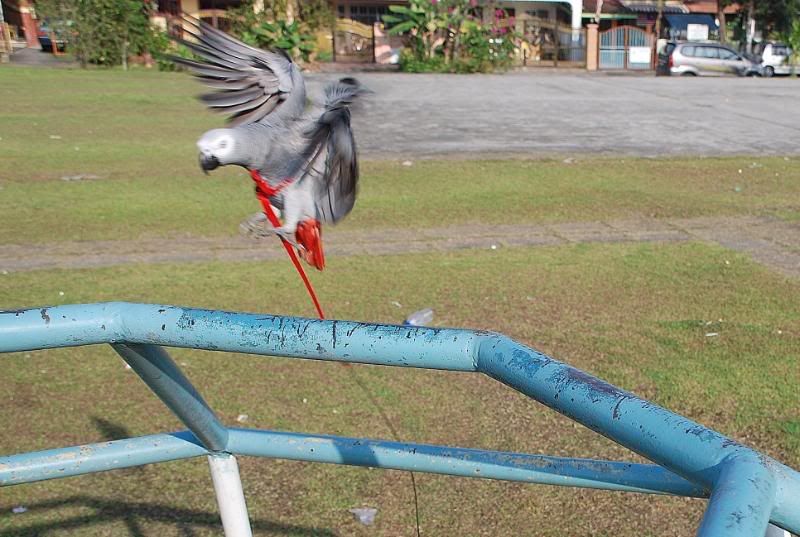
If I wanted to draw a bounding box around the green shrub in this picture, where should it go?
[227,0,321,62]
[36,0,159,68]
[384,0,518,74]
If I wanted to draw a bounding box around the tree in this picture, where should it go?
[716,0,729,43]
[786,17,800,76]
[755,0,800,37]
[36,0,157,68]
[227,0,327,62]
[382,0,517,73]
[382,0,442,61]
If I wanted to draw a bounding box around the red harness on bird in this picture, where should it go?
[249,169,325,319]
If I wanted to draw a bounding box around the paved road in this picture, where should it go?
[9,46,77,67]
[3,216,799,278]
[307,72,800,158]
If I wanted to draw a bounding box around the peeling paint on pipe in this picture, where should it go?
[1,303,799,535]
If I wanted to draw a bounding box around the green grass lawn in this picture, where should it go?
[2,66,800,244]
[1,244,798,536]
[1,66,799,536]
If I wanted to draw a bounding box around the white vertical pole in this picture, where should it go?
[571,0,583,42]
[764,524,792,537]
[208,453,253,537]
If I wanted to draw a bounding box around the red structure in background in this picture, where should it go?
[2,0,39,46]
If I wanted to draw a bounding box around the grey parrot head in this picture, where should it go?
[196,128,245,173]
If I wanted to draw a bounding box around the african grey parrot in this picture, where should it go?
[169,17,367,270]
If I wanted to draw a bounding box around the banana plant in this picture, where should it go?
[240,19,316,62]
[382,0,442,60]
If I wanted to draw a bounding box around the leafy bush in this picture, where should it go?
[786,18,800,76]
[36,0,159,68]
[239,20,315,62]
[228,0,325,62]
[154,39,196,72]
[384,0,518,74]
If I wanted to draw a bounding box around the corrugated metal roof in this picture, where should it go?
[620,0,689,13]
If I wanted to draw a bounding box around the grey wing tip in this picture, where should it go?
[337,77,373,94]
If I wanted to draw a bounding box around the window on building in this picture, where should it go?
[157,0,181,15]
[199,0,244,9]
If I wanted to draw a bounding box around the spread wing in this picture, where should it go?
[169,16,306,126]
[300,79,368,224]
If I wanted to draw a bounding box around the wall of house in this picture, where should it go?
[495,0,582,32]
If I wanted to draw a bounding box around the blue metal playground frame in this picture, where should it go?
[1,302,798,536]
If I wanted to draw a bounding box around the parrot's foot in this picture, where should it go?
[240,210,290,239]
[239,212,269,238]
[272,226,303,249]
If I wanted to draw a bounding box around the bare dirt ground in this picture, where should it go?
[3,215,799,278]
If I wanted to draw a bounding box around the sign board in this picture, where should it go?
[687,24,709,41]
[629,46,651,65]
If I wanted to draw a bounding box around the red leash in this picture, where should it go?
[249,170,326,319]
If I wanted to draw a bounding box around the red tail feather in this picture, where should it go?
[296,220,325,271]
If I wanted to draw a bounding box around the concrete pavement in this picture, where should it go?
[306,72,800,158]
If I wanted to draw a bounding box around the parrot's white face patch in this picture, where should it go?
[197,129,235,161]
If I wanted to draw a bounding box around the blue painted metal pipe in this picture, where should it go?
[696,455,776,537]
[2,303,800,534]
[0,426,704,497]
[0,431,206,485]
[0,303,479,370]
[475,336,800,533]
[225,428,707,497]
[112,343,228,451]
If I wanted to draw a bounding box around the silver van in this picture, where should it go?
[657,42,760,77]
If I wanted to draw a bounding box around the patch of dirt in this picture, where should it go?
[1,216,799,278]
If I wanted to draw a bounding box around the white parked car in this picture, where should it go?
[760,43,794,77]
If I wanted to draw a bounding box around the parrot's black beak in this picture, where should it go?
[199,153,220,174]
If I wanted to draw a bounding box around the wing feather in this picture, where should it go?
[168,15,305,124]
[296,79,368,224]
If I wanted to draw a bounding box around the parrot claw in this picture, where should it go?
[273,227,302,249]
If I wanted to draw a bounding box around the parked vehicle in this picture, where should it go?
[37,22,68,53]
[759,42,794,77]
[657,42,760,77]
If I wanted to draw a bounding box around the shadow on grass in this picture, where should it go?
[0,495,338,536]
[0,418,338,535]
